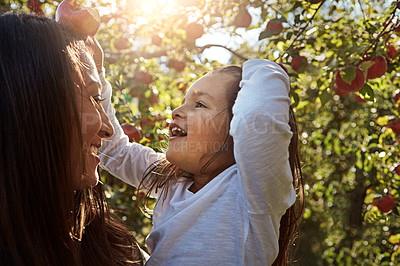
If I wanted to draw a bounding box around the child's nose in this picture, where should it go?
[172,106,185,119]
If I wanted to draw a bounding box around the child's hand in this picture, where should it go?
[85,36,103,74]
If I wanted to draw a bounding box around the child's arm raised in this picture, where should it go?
[229,59,296,214]
[98,70,164,195]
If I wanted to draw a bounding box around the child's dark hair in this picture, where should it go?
[138,64,304,265]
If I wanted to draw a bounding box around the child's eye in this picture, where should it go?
[92,96,105,105]
[195,101,206,108]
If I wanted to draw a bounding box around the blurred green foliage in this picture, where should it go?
[3,0,400,264]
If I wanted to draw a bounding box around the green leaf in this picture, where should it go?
[376,116,390,126]
[360,60,374,73]
[341,66,356,84]
[258,30,280,40]
[319,89,333,106]
[290,91,300,107]
[364,206,383,223]
[359,83,374,101]
[388,234,400,244]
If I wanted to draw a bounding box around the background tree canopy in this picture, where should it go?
[2,0,400,264]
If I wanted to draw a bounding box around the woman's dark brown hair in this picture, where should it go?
[139,65,304,265]
[0,12,141,265]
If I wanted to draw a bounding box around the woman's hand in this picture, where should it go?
[86,36,103,74]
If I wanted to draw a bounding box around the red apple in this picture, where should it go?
[129,86,144,99]
[149,90,159,105]
[167,59,186,72]
[27,0,44,15]
[177,79,189,93]
[114,38,130,50]
[387,45,397,59]
[333,86,349,96]
[121,123,142,143]
[233,8,252,28]
[266,20,283,35]
[363,56,387,79]
[335,66,365,92]
[373,194,397,213]
[291,56,308,73]
[355,94,367,103]
[185,23,204,40]
[135,71,153,85]
[151,35,162,46]
[395,165,400,175]
[393,89,400,104]
[55,0,101,36]
[141,117,156,127]
[388,119,400,135]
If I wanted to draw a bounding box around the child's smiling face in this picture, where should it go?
[166,72,236,177]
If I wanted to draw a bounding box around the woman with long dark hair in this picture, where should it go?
[0,12,143,265]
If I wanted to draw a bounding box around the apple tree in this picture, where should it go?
[4,0,400,264]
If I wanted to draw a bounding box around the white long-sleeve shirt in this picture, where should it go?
[99,59,296,265]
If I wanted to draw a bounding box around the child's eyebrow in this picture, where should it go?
[194,90,212,98]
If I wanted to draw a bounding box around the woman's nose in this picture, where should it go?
[97,106,114,138]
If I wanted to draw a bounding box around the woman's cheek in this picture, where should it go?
[81,107,102,137]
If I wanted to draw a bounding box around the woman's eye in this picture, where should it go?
[92,96,105,105]
[195,101,206,108]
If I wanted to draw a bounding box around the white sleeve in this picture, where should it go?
[98,70,164,195]
[229,59,296,214]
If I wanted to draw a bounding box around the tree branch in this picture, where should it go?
[196,44,249,62]
[275,0,325,62]
[108,43,249,62]
[357,0,400,64]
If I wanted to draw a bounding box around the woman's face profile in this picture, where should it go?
[73,51,113,188]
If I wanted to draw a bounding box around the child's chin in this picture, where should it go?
[165,149,177,164]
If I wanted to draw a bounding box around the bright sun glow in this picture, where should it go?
[124,0,182,20]
[139,0,176,15]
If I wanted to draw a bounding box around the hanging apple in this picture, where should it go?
[394,165,400,175]
[167,59,186,72]
[354,94,367,103]
[27,0,44,15]
[291,56,308,73]
[373,194,397,213]
[363,56,387,79]
[185,22,204,40]
[121,123,143,143]
[135,71,153,85]
[151,35,162,46]
[266,20,283,35]
[114,38,131,50]
[393,89,400,104]
[387,45,397,59]
[176,79,189,93]
[388,119,400,135]
[55,0,101,36]
[334,86,350,96]
[233,8,252,28]
[149,89,159,105]
[334,66,365,92]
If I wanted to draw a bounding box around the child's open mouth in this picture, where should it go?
[169,123,187,139]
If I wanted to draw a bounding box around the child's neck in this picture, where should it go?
[189,175,213,193]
